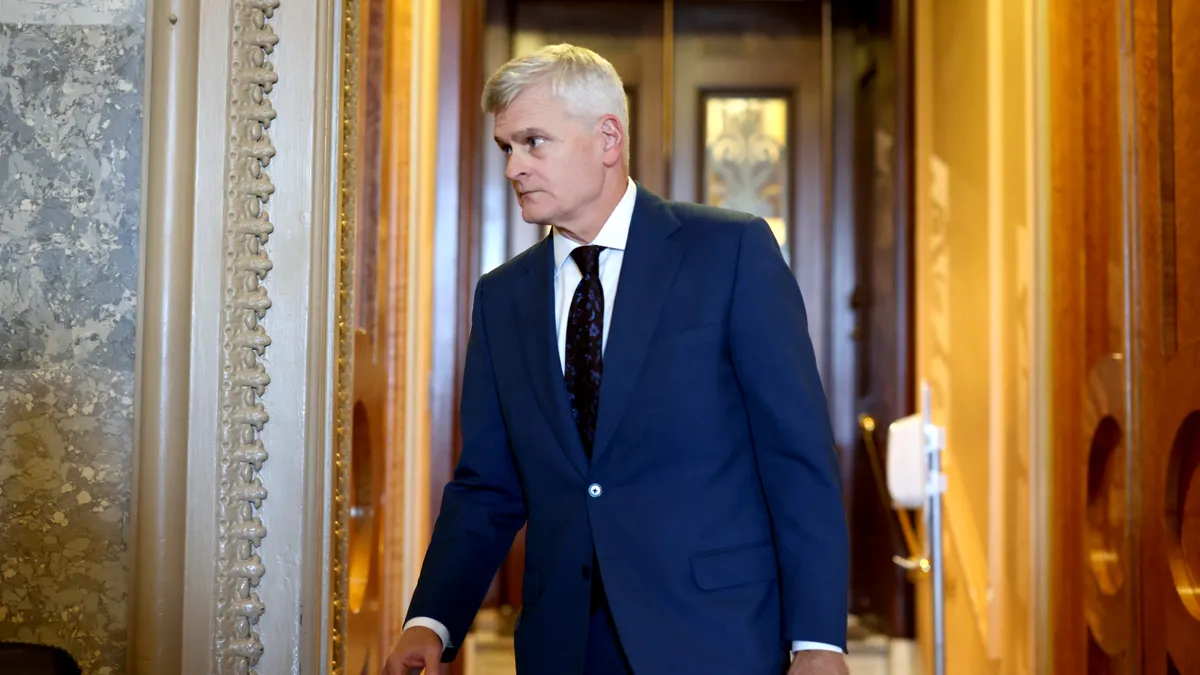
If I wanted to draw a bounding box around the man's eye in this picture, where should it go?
[527,137,544,149]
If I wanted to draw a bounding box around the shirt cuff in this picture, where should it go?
[790,641,844,655]
[403,617,452,652]
[403,620,839,657]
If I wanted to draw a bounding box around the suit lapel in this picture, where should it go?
[513,237,590,478]
[592,186,682,463]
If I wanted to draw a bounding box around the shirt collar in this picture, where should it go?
[552,177,637,273]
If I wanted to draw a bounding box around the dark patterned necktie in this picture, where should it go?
[564,245,606,458]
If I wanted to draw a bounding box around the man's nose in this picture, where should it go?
[504,154,526,181]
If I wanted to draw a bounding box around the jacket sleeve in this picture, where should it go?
[405,278,527,662]
[727,218,850,650]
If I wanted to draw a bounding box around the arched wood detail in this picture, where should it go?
[1080,355,1131,670]
[1160,412,1200,670]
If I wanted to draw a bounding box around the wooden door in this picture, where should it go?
[1050,0,1200,671]
[344,0,400,667]
[842,28,916,638]
[468,1,919,640]
[1132,1,1200,673]
[476,0,834,616]
[670,3,917,640]
[1049,0,1139,670]
[670,0,829,375]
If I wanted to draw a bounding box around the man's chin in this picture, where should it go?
[519,208,551,226]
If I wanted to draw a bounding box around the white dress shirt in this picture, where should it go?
[405,178,842,658]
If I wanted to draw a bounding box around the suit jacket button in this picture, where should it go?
[588,483,602,498]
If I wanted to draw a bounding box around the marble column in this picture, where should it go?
[0,0,145,671]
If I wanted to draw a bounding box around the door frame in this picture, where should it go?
[432,0,929,638]
[129,0,443,672]
[130,0,343,667]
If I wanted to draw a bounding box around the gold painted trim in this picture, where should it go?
[329,0,360,663]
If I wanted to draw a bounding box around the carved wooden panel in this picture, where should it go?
[1081,356,1131,674]
[346,332,388,675]
[353,0,387,341]
[1054,0,1200,671]
[345,1,391,670]
[342,0,390,673]
[1048,0,1136,671]
[338,0,420,670]
[1165,0,1200,353]
[1133,0,1200,672]
[1156,0,1179,356]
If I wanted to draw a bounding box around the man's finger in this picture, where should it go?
[422,647,442,675]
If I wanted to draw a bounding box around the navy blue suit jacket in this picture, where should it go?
[407,185,849,674]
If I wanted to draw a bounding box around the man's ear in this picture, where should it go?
[599,115,624,167]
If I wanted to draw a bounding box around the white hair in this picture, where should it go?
[482,44,630,162]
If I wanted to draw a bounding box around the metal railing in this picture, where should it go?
[857,382,945,675]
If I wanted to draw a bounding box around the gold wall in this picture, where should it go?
[914,0,1039,672]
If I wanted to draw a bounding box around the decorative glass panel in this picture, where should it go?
[702,95,791,263]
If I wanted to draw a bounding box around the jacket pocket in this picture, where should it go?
[691,541,779,591]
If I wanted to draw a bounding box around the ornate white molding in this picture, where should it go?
[140,0,339,666]
[215,0,280,669]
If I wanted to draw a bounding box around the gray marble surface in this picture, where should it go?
[1,22,143,371]
[0,8,144,674]
[0,367,134,673]
[0,0,143,26]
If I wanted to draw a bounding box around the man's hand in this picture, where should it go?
[788,650,849,675]
[382,626,444,675]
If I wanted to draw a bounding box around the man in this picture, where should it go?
[384,44,849,675]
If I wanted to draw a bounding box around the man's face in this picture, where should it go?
[493,85,606,230]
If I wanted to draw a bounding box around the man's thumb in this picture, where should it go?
[422,646,443,675]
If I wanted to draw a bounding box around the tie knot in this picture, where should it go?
[570,245,605,277]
